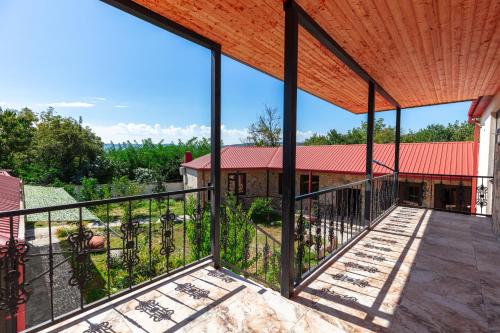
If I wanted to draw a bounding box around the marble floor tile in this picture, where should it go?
[38,208,499,333]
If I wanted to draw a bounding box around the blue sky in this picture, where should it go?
[0,1,470,144]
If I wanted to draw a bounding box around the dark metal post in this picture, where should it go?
[365,81,375,227]
[280,0,298,298]
[394,107,401,203]
[210,46,221,269]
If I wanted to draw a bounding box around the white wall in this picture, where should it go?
[184,168,200,190]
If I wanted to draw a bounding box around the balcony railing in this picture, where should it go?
[293,173,397,286]
[397,173,493,216]
[0,187,212,332]
[0,172,494,332]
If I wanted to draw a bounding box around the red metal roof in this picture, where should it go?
[0,173,22,242]
[182,142,475,176]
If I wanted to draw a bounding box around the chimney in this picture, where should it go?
[184,151,193,163]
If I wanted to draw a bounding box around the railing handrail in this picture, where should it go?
[295,178,369,201]
[295,173,396,201]
[0,186,213,218]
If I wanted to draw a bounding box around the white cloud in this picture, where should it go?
[40,101,95,108]
[86,122,314,145]
[113,105,129,108]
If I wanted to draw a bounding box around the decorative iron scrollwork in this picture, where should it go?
[476,184,488,208]
[193,202,204,260]
[314,208,322,259]
[68,226,94,289]
[160,210,176,257]
[0,237,30,314]
[263,241,270,274]
[135,299,174,322]
[295,210,305,279]
[221,207,229,256]
[175,283,209,299]
[121,213,140,284]
[242,224,250,268]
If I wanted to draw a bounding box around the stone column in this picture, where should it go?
[493,128,500,236]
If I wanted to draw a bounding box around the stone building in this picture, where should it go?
[180,142,484,214]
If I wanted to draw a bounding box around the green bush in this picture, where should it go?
[220,194,255,269]
[248,197,274,224]
[80,177,101,201]
[186,196,211,261]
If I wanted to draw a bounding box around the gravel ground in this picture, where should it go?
[25,244,80,328]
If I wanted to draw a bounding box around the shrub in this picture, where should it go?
[80,177,101,201]
[186,196,211,261]
[248,197,273,224]
[220,194,255,269]
[55,225,78,239]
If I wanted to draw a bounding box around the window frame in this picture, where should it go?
[227,172,246,195]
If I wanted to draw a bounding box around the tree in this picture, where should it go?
[401,121,473,143]
[0,107,38,172]
[246,105,281,146]
[305,119,394,145]
[305,119,473,146]
[30,109,104,183]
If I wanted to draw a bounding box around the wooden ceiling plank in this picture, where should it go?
[413,0,446,104]
[129,0,500,112]
[473,0,500,96]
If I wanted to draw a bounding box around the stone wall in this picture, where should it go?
[493,129,500,236]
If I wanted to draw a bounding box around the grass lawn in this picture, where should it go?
[56,215,208,303]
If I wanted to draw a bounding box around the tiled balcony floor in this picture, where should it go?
[39,207,500,333]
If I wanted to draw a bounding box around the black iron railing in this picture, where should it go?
[293,173,397,286]
[398,173,493,216]
[0,187,212,332]
[219,195,281,290]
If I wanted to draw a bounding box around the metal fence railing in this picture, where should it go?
[0,187,212,332]
[398,173,494,216]
[293,173,397,286]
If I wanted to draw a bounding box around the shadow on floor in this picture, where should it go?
[293,207,500,332]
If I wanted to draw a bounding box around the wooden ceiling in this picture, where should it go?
[131,0,500,113]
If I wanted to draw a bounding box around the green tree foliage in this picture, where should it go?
[247,105,281,146]
[304,119,473,145]
[28,109,104,183]
[0,107,210,186]
[401,121,474,143]
[105,137,210,184]
[0,107,38,171]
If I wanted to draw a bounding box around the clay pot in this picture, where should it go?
[89,235,105,250]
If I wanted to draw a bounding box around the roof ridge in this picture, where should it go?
[267,146,282,168]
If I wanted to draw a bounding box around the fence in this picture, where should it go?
[293,173,397,286]
[0,187,211,332]
[398,173,493,216]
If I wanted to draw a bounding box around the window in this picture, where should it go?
[434,184,471,213]
[228,173,246,195]
[299,174,319,195]
[398,181,424,206]
[278,173,283,195]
